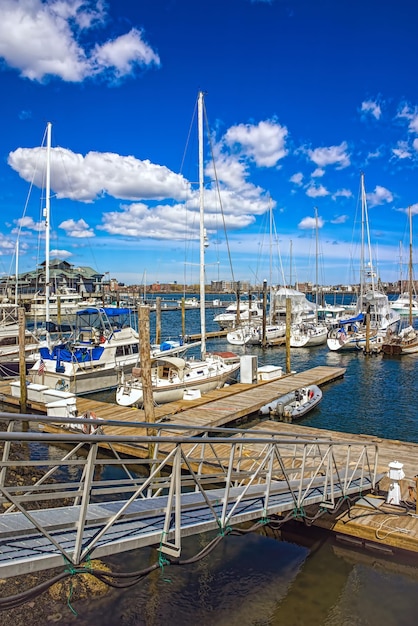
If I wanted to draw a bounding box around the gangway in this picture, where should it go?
[0,412,380,579]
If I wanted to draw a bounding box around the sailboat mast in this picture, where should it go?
[315,206,319,321]
[198,91,206,357]
[408,206,413,327]
[44,122,52,325]
[14,240,19,308]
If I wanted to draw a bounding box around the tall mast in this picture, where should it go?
[198,92,206,358]
[408,206,413,327]
[44,122,52,326]
[14,239,19,308]
[315,206,319,321]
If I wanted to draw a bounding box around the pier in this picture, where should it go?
[1,363,418,584]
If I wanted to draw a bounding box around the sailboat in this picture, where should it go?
[327,173,400,352]
[116,92,240,407]
[29,124,192,395]
[290,208,327,348]
[382,207,418,355]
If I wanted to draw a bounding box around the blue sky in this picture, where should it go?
[0,0,417,288]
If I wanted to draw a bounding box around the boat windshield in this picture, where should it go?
[75,307,133,336]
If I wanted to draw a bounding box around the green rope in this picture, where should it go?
[62,558,78,616]
[216,520,232,536]
[292,506,306,520]
[158,532,172,582]
[67,581,77,617]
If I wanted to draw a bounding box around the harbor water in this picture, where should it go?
[5,303,418,625]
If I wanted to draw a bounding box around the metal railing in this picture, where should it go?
[0,412,380,576]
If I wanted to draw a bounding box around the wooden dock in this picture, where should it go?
[3,364,418,555]
[0,365,345,436]
[249,419,418,555]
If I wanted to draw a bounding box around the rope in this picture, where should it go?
[375,516,413,540]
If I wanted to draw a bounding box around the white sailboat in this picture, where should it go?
[116,92,240,407]
[290,208,327,347]
[327,173,400,352]
[382,207,418,355]
[29,124,192,395]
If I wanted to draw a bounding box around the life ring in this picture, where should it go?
[82,411,97,434]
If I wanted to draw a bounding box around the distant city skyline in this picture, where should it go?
[0,1,417,288]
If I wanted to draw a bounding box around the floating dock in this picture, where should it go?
[2,364,418,556]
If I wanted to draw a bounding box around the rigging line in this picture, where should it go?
[179,98,199,292]
[271,212,286,286]
[202,99,236,285]
[6,124,49,288]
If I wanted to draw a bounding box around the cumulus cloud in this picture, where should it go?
[396,104,418,134]
[49,248,73,259]
[330,215,349,224]
[332,189,353,199]
[367,185,394,207]
[223,120,288,167]
[0,0,160,83]
[290,172,303,185]
[298,215,324,230]
[307,141,350,169]
[0,234,16,255]
[361,100,382,120]
[306,184,329,198]
[99,184,270,241]
[13,216,44,232]
[311,168,325,178]
[59,218,94,238]
[8,147,191,202]
[392,141,412,159]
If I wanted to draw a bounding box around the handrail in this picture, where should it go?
[0,412,380,576]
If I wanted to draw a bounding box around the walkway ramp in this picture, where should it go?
[0,413,379,578]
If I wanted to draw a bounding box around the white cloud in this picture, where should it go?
[332,189,353,199]
[392,141,412,159]
[93,28,160,78]
[0,0,160,83]
[290,172,303,185]
[298,215,324,230]
[367,185,394,207]
[13,216,44,232]
[306,184,329,198]
[413,138,418,152]
[8,146,191,202]
[49,248,73,259]
[311,168,325,178]
[59,218,94,238]
[224,120,288,167]
[0,234,16,254]
[307,141,350,169]
[361,100,382,120]
[100,183,270,240]
[396,104,418,134]
[330,215,349,224]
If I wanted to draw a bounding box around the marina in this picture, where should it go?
[1,299,418,624]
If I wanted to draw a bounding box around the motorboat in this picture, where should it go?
[213,299,264,329]
[29,306,192,395]
[259,385,322,422]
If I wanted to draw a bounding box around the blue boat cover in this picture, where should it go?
[76,307,130,316]
[339,313,364,326]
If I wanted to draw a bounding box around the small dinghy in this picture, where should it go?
[259,385,322,422]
